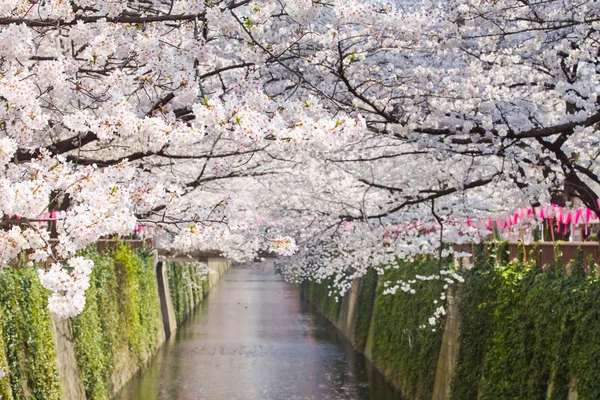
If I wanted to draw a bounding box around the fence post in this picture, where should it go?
[155,260,177,339]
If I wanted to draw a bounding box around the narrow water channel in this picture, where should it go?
[116,264,402,400]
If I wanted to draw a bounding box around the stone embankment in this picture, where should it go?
[304,242,600,400]
[0,242,230,400]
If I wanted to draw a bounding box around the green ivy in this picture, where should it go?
[302,259,446,399]
[135,247,162,364]
[0,243,203,400]
[189,262,205,307]
[301,277,342,321]
[353,268,378,351]
[71,243,162,400]
[167,260,185,324]
[371,258,445,400]
[0,266,62,400]
[167,262,209,325]
[0,323,12,400]
[71,248,110,399]
[450,243,498,400]
[451,242,600,400]
[301,243,600,400]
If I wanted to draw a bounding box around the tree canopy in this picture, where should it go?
[0,0,599,316]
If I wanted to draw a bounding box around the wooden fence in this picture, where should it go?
[41,238,154,255]
[94,238,154,253]
[454,241,600,270]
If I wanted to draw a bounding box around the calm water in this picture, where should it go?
[115,265,402,400]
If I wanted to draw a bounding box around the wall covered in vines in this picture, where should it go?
[304,243,600,400]
[302,258,446,400]
[370,258,446,400]
[353,268,378,352]
[167,261,210,325]
[0,243,167,400]
[451,242,600,400]
[70,244,163,400]
[0,260,63,400]
[0,324,11,400]
[301,276,342,322]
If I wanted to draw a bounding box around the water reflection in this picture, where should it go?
[115,265,402,400]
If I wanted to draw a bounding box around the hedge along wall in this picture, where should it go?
[370,258,446,400]
[302,257,448,400]
[302,276,342,322]
[353,268,378,352]
[451,242,600,400]
[70,244,164,400]
[306,244,600,400]
[0,262,62,400]
[0,243,167,400]
[167,262,210,325]
[0,323,11,400]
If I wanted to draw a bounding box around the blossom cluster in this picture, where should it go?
[38,257,94,319]
[269,236,298,256]
[183,262,213,288]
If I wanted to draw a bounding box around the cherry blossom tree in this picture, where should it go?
[0,0,367,317]
[1,0,599,317]
[251,0,600,296]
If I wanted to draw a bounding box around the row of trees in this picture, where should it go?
[0,0,598,313]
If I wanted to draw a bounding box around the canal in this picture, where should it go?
[116,264,402,400]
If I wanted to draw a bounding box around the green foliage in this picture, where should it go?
[571,246,586,277]
[168,260,186,324]
[71,244,162,400]
[167,262,209,325]
[587,254,597,278]
[70,250,110,400]
[188,262,205,307]
[0,266,62,400]
[302,259,448,399]
[0,324,12,400]
[136,249,162,362]
[569,280,600,399]
[354,268,378,351]
[370,258,446,400]
[113,243,144,356]
[529,243,542,272]
[553,243,567,276]
[301,277,342,321]
[0,243,178,400]
[451,243,600,400]
[496,240,510,265]
[201,273,210,298]
[450,244,498,400]
[302,242,600,400]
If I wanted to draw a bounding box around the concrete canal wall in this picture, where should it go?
[0,243,230,400]
[304,242,600,400]
[303,262,448,400]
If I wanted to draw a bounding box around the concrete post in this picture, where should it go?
[155,260,177,339]
[432,286,461,400]
[207,258,230,287]
[50,315,86,400]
